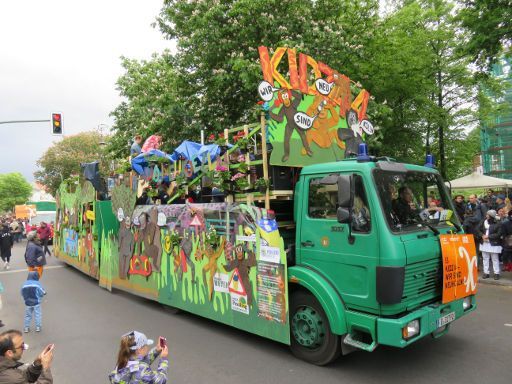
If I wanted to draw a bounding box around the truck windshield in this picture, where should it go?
[373,169,458,232]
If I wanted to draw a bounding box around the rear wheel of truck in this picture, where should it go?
[290,291,341,365]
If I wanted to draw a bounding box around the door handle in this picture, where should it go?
[301,240,315,247]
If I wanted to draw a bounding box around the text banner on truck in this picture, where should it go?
[440,234,478,304]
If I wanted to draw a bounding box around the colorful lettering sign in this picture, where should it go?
[258,46,374,167]
[440,234,478,304]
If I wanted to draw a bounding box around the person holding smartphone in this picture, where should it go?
[0,329,53,383]
[109,330,168,384]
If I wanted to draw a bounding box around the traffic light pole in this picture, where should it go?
[0,120,50,124]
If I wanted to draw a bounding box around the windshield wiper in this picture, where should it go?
[424,223,440,236]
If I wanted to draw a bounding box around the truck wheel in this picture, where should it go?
[290,291,341,365]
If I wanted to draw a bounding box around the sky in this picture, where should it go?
[0,0,172,181]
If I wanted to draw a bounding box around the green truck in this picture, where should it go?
[283,156,476,364]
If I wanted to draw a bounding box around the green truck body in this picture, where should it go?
[283,158,476,363]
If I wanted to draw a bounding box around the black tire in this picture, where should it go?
[289,291,341,365]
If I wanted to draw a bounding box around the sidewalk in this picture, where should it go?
[478,268,512,287]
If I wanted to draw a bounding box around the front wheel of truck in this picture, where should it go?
[290,291,341,365]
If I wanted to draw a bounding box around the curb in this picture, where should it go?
[478,275,512,287]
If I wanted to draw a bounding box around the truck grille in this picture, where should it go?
[402,259,442,305]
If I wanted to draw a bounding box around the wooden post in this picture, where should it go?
[261,113,270,210]
[244,125,252,204]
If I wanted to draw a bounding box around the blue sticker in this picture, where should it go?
[258,218,278,233]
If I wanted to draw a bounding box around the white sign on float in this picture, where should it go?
[117,208,125,222]
[231,293,250,315]
[315,78,334,95]
[360,120,374,135]
[259,245,281,264]
[294,112,317,130]
[258,81,280,101]
[213,272,229,293]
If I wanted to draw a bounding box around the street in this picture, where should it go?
[0,241,511,384]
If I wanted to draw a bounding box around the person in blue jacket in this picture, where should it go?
[20,271,46,333]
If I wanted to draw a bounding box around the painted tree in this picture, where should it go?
[0,173,32,212]
[35,131,108,196]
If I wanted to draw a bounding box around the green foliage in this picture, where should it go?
[35,131,107,196]
[108,0,509,179]
[108,53,198,158]
[458,0,512,68]
[0,173,32,212]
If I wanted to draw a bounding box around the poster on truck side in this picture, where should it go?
[440,234,478,304]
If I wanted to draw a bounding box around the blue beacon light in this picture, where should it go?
[425,154,435,168]
[357,143,371,162]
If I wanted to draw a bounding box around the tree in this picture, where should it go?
[0,173,32,212]
[108,53,196,158]
[458,0,512,68]
[35,131,107,196]
[154,0,379,129]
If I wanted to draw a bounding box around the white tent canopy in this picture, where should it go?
[447,172,512,189]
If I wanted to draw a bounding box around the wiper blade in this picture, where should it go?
[424,223,440,236]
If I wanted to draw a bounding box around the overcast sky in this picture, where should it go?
[0,0,172,181]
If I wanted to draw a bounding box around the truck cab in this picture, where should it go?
[287,157,476,364]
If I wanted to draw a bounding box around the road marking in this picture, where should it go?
[0,265,65,275]
[505,324,512,327]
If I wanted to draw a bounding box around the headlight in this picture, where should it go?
[463,297,471,310]
[402,319,420,340]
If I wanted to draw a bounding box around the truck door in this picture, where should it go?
[298,173,380,311]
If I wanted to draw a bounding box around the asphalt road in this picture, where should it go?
[1,241,511,384]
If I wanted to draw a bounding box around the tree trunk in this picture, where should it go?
[437,69,447,179]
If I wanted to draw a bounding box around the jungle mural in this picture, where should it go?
[56,181,290,344]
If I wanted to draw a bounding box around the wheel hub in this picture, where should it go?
[291,306,326,348]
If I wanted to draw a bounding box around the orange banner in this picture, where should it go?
[15,205,37,219]
[440,234,478,304]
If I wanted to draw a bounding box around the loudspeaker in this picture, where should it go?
[270,166,294,190]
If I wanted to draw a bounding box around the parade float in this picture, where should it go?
[54,46,477,365]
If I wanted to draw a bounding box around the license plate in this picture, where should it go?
[437,312,456,328]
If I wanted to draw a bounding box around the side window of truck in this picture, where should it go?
[308,175,338,219]
[352,175,371,233]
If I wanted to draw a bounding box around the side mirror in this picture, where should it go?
[337,207,351,223]
[337,175,352,208]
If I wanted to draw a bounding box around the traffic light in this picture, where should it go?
[52,113,62,134]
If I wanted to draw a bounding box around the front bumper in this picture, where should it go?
[377,295,476,347]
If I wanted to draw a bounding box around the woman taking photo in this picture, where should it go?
[476,209,502,280]
[109,330,168,384]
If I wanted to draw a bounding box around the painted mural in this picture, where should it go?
[56,181,290,344]
[258,46,374,167]
[54,180,102,279]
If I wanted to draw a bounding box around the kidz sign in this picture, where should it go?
[258,46,370,120]
[257,46,374,168]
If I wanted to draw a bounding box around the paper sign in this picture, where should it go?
[440,234,478,304]
[231,293,250,314]
[117,208,125,222]
[236,235,256,242]
[213,273,229,293]
[228,268,247,296]
[259,245,281,264]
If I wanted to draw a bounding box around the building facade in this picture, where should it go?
[481,57,512,178]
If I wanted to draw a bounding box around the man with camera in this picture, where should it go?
[0,329,53,383]
[463,194,488,237]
